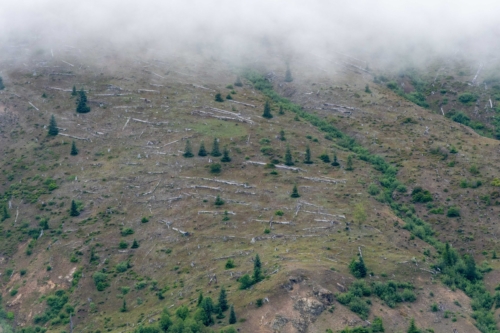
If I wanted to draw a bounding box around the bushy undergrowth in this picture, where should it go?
[244,70,499,332]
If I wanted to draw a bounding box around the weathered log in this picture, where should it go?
[181,176,253,188]
[29,102,39,111]
[58,133,90,141]
[198,211,236,215]
[245,160,305,172]
[299,176,346,184]
[131,118,168,125]
[227,100,256,108]
[138,89,159,93]
[172,227,189,236]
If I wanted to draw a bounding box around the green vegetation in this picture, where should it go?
[70,141,78,155]
[69,200,79,217]
[349,256,367,278]
[198,141,207,156]
[211,138,221,157]
[33,290,70,325]
[458,92,478,105]
[215,93,224,102]
[221,146,231,162]
[76,89,90,113]
[244,70,497,332]
[262,100,273,119]
[183,140,194,158]
[290,184,300,198]
[0,76,4,90]
[48,115,59,136]
[214,195,224,206]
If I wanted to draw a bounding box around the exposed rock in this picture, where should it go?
[271,315,289,331]
[291,317,308,333]
[314,287,335,305]
[294,297,325,316]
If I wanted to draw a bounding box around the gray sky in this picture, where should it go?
[1,0,499,66]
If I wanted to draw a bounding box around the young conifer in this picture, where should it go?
[198,141,207,156]
[183,140,194,158]
[70,200,79,216]
[221,146,231,162]
[70,141,78,155]
[211,138,222,157]
[262,100,273,119]
[48,115,59,136]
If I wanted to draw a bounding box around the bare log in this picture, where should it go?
[29,102,39,111]
[301,210,345,219]
[61,60,74,67]
[131,118,169,125]
[181,176,253,188]
[245,160,305,172]
[299,176,346,184]
[172,227,189,236]
[198,211,236,215]
[138,89,160,93]
[227,100,256,108]
[189,185,221,191]
[122,117,131,130]
[191,84,215,92]
[58,133,90,141]
[48,87,72,92]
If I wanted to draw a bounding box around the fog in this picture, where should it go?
[1,0,499,69]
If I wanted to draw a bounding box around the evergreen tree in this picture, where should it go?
[278,105,285,115]
[199,297,215,326]
[48,115,59,136]
[76,89,90,113]
[319,151,330,163]
[285,66,293,82]
[372,316,385,332]
[493,250,497,259]
[218,286,229,312]
[159,310,172,332]
[215,93,224,102]
[226,94,232,100]
[1,205,10,221]
[131,239,140,248]
[198,141,208,156]
[253,254,262,283]
[349,256,367,278]
[406,318,419,333]
[290,184,300,198]
[0,76,4,90]
[365,84,372,93]
[70,200,79,217]
[331,153,340,166]
[304,145,313,164]
[197,292,204,307]
[221,146,231,162]
[279,129,286,141]
[70,141,78,155]
[442,243,458,267]
[183,140,194,158]
[346,154,354,171]
[234,76,243,87]
[120,299,127,312]
[229,305,237,324]
[262,100,273,119]
[214,195,225,206]
[284,145,294,166]
[211,138,222,157]
[71,85,77,96]
[464,254,477,281]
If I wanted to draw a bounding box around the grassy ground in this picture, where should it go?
[0,45,498,333]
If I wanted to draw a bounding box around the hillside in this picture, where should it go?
[0,45,500,333]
